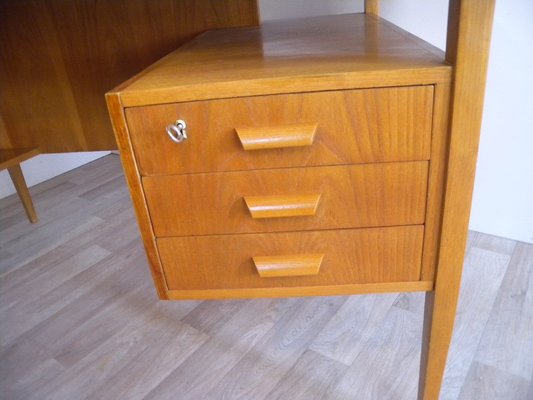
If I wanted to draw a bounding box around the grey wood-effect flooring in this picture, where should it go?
[1,155,531,400]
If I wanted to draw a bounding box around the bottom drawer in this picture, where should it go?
[157,226,424,291]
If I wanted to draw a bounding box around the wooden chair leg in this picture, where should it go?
[7,163,38,223]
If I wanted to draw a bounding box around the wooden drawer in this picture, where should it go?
[157,225,424,290]
[126,86,433,176]
[143,161,428,237]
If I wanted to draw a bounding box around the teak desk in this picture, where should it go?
[107,1,495,398]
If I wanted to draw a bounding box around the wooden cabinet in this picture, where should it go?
[108,13,449,300]
[107,3,495,398]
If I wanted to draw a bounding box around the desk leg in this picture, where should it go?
[8,163,38,223]
[418,0,496,395]
[418,281,462,399]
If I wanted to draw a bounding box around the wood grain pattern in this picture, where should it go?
[310,293,399,366]
[86,318,208,400]
[244,194,321,219]
[105,94,168,299]
[364,0,380,16]
[459,362,531,400]
[1,148,40,224]
[0,244,112,346]
[265,349,348,400]
[105,7,495,398]
[439,247,510,400]
[0,113,11,148]
[473,243,533,380]
[236,123,317,150]
[324,303,423,399]
[253,254,323,278]
[143,162,428,237]
[420,83,451,282]
[126,86,434,175]
[114,14,451,106]
[204,296,347,400]
[144,298,296,400]
[164,282,433,300]
[419,1,496,399]
[7,164,38,224]
[28,307,207,400]
[0,148,39,171]
[0,0,259,153]
[157,225,424,292]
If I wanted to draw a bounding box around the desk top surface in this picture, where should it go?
[114,13,450,107]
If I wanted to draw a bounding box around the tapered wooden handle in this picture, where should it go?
[253,254,324,278]
[244,194,321,219]
[236,123,318,150]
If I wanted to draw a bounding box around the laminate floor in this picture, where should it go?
[1,155,531,399]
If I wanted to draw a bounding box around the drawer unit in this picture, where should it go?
[157,225,424,291]
[107,9,494,399]
[125,85,433,176]
[143,162,428,236]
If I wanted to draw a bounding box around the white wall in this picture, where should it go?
[259,0,533,243]
[0,152,110,198]
[468,0,533,244]
[259,0,362,19]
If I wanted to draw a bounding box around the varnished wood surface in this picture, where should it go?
[126,86,434,176]
[143,162,428,237]
[0,148,39,171]
[113,13,451,106]
[0,155,531,400]
[109,7,492,398]
[419,1,496,399]
[420,83,451,282]
[236,123,318,151]
[165,281,433,301]
[106,94,168,299]
[156,225,424,291]
[364,0,380,16]
[0,148,40,224]
[244,194,321,219]
[253,254,324,278]
[7,164,38,224]
[0,0,259,152]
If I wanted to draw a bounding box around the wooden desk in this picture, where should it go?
[0,0,258,223]
[107,1,495,398]
[0,0,259,153]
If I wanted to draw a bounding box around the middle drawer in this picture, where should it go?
[143,161,428,237]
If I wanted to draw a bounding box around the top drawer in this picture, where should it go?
[126,86,433,176]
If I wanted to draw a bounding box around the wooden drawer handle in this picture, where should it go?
[235,123,318,150]
[253,254,324,278]
[244,194,321,219]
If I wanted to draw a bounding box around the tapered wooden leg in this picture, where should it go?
[418,264,465,400]
[7,163,38,223]
[419,251,478,392]
[417,0,496,397]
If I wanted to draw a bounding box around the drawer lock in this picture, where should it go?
[166,119,188,143]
